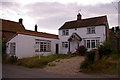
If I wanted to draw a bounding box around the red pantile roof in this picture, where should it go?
[59,15,108,30]
[18,30,59,39]
[1,19,59,41]
[1,19,26,32]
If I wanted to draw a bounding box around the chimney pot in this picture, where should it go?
[77,13,82,20]
[35,24,38,32]
[19,18,23,25]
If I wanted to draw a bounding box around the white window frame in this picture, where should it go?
[10,42,16,56]
[62,42,68,48]
[84,39,99,49]
[62,29,69,36]
[87,27,95,34]
[35,40,51,52]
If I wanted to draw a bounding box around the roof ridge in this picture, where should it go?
[66,15,107,23]
[25,30,58,36]
[1,18,20,24]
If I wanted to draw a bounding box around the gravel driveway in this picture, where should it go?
[43,56,85,75]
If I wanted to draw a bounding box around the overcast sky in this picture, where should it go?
[0,0,119,35]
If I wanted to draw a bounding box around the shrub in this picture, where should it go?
[76,45,87,56]
[98,40,114,59]
[85,50,96,64]
[80,60,90,70]
[3,56,18,64]
[80,56,113,73]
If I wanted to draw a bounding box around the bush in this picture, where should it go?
[80,60,91,70]
[80,56,113,73]
[98,40,114,59]
[85,50,96,64]
[76,45,87,56]
[3,56,18,64]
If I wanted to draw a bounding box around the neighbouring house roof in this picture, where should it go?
[68,33,82,42]
[18,30,59,39]
[1,19,26,41]
[1,19,26,32]
[59,15,108,30]
[1,19,59,41]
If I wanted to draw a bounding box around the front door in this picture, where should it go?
[56,44,59,54]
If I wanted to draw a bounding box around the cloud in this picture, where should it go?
[0,1,118,34]
[24,2,118,31]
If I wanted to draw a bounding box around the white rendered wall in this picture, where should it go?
[7,34,59,59]
[59,25,106,54]
[6,35,18,56]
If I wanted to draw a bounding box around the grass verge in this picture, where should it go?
[3,54,71,68]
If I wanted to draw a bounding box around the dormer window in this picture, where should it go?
[87,27,95,34]
[62,29,69,36]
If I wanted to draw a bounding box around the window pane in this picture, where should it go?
[87,40,90,48]
[62,42,64,47]
[91,40,95,48]
[87,28,91,34]
[96,40,99,47]
[84,40,86,47]
[62,30,65,35]
[92,27,95,34]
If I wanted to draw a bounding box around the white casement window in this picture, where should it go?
[62,42,68,48]
[62,30,69,36]
[87,40,90,48]
[84,39,99,49]
[91,40,95,48]
[35,40,51,52]
[10,42,16,56]
[87,27,95,34]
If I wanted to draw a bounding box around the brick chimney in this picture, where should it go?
[77,13,81,20]
[19,18,23,25]
[35,24,38,32]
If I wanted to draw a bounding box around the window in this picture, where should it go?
[75,28,77,30]
[84,39,100,49]
[87,40,90,48]
[91,40,95,48]
[87,27,95,34]
[62,30,69,36]
[84,40,86,47]
[62,42,68,48]
[35,41,51,52]
[10,42,16,56]
[96,40,100,47]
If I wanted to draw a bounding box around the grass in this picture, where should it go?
[80,54,119,75]
[3,54,71,68]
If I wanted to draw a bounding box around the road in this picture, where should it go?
[2,64,118,78]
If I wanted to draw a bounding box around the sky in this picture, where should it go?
[0,0,119,35]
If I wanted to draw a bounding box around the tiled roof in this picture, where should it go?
[1,19,58,41]
[18,30,59,39]
[1,19,26,32]
[59,15,108,30]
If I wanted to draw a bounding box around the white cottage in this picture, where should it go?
[6,30,59,58]
[58,13,109,54]
[5,13,109,58]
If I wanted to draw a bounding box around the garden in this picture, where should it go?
[79,40,120,75]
